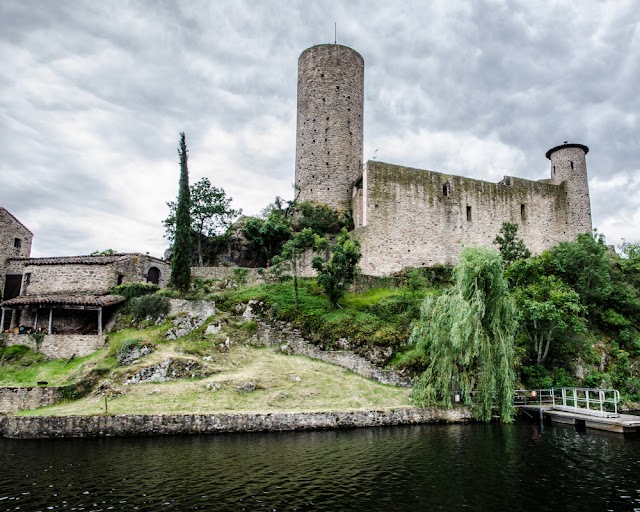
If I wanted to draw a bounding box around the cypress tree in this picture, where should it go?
[169,132,192,292]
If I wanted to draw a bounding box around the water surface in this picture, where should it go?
[1,420,638,511]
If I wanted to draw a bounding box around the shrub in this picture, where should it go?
[111,282,160,300]
[129,295,170,320]
[0,344,46,366]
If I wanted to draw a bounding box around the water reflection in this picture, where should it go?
[0,421,638,511]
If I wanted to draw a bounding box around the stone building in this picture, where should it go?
[1,253,169,334]
[295,44,593,275]
[0,208,33,302]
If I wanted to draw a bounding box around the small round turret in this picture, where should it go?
[294,44,364,210]
[546,142,592,236]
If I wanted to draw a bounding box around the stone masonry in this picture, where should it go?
[3,334,106,359]
[0,386,63,413]
[293,44,593,275]
[295,44,364,211]
[0,208,32,293]
[0,407,472,439]
[355,160,580,275]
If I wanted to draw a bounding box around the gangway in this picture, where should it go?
[514,387,640,434]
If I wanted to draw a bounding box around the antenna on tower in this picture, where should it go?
[334,22,337,44]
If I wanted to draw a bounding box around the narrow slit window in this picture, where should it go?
[521,204,526,221]
[443,181,451,196]
[466,206,472,222]
[570,161,574,169]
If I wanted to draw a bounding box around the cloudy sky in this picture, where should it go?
[1,0,639,258]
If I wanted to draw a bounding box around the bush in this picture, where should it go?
[521,364,553,389]
[0,344,46,366]
[129,295,170,320]
[111,282,160,300]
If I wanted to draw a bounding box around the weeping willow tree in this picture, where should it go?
[410,247,517,422]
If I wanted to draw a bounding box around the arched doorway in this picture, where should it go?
[147,267,161,285]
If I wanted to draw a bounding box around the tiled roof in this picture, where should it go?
[545,143,589,160]
[8,253,165,266]
[1,294,125,308]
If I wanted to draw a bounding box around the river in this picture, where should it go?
[0,420,638,511]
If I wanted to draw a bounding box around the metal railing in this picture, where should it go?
[514,387,620,418]
[513,388,555,407]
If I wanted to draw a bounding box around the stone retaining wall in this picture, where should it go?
[191,267,265,286]
[3,334,106,359]
[0,386,63,413]
[0,407,471,439]
[252,316,412,387]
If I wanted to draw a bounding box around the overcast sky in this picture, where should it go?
[1,0,639,258]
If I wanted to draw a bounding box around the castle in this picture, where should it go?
[294,44,592,275]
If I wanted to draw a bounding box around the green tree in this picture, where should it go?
[513,274,586,364]
[169,132,192,293]
[549,231,612,315]
[410,247,517,423]
[311,228,361,307]
[493,222,531,266]
[164,177,241,266]
[242,209,292,266]
[271,228,317,309]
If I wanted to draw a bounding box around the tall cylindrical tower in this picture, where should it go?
[546,142,592,235]
[295,44,364,211]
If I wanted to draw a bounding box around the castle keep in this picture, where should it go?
[295,44,592,275]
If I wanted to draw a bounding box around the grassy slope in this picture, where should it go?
[3,299,412,417]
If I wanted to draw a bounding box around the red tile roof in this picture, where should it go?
[1,294,125,308]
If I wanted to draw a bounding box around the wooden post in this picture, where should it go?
[48,308,53,335]
[33,308,39,329]
[0,308,5,332]
[98,308,103,335]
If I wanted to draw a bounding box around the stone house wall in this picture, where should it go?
[0,208,32,270]
[0,209,32,299]
[22,263,118,295]
[355,161,582,275]
[17,254,170,296]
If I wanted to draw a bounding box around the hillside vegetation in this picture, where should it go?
[1,230,639,416]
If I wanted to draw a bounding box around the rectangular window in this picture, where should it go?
[14,238,21,248]
[521,204,526,221]
[466,206,472,222]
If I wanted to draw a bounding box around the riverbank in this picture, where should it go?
[0,406,471,438]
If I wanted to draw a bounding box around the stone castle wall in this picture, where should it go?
[356,161,574,275]
[295,44,364,210]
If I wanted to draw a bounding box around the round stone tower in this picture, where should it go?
[295,44,364,211]
[546,142,592,235]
